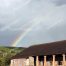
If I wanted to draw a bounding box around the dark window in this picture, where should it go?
[58,61,62,65]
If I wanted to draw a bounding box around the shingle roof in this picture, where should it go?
[12,40,66,59]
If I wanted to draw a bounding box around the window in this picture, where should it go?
[58,61,62,65]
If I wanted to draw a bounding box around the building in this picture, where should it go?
[10,40,66,66]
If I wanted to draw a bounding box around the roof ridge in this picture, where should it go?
[29,40,66,47]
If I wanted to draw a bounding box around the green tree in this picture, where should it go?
[0,47,24,66]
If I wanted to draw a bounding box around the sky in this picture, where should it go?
[0,0,66,47]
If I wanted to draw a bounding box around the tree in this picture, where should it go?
[0,47,24,66]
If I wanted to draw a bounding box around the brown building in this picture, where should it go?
[10,40,66,66]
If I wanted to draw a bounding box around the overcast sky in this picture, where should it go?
[0,0,66,47]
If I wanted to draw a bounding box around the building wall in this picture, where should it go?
[10,58,26,66]
[10,57,34,66]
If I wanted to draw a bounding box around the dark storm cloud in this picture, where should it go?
[47,21,66,41]
[52,0,66,6]
[0,30,21,46]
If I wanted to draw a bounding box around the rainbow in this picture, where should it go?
[12,16,43,47]
[12,15,62,47]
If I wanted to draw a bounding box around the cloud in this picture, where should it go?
[0,0,66,47]
[0,30,22,46]
[51,0,66,6]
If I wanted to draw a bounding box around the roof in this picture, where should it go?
[12,40,66,59]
